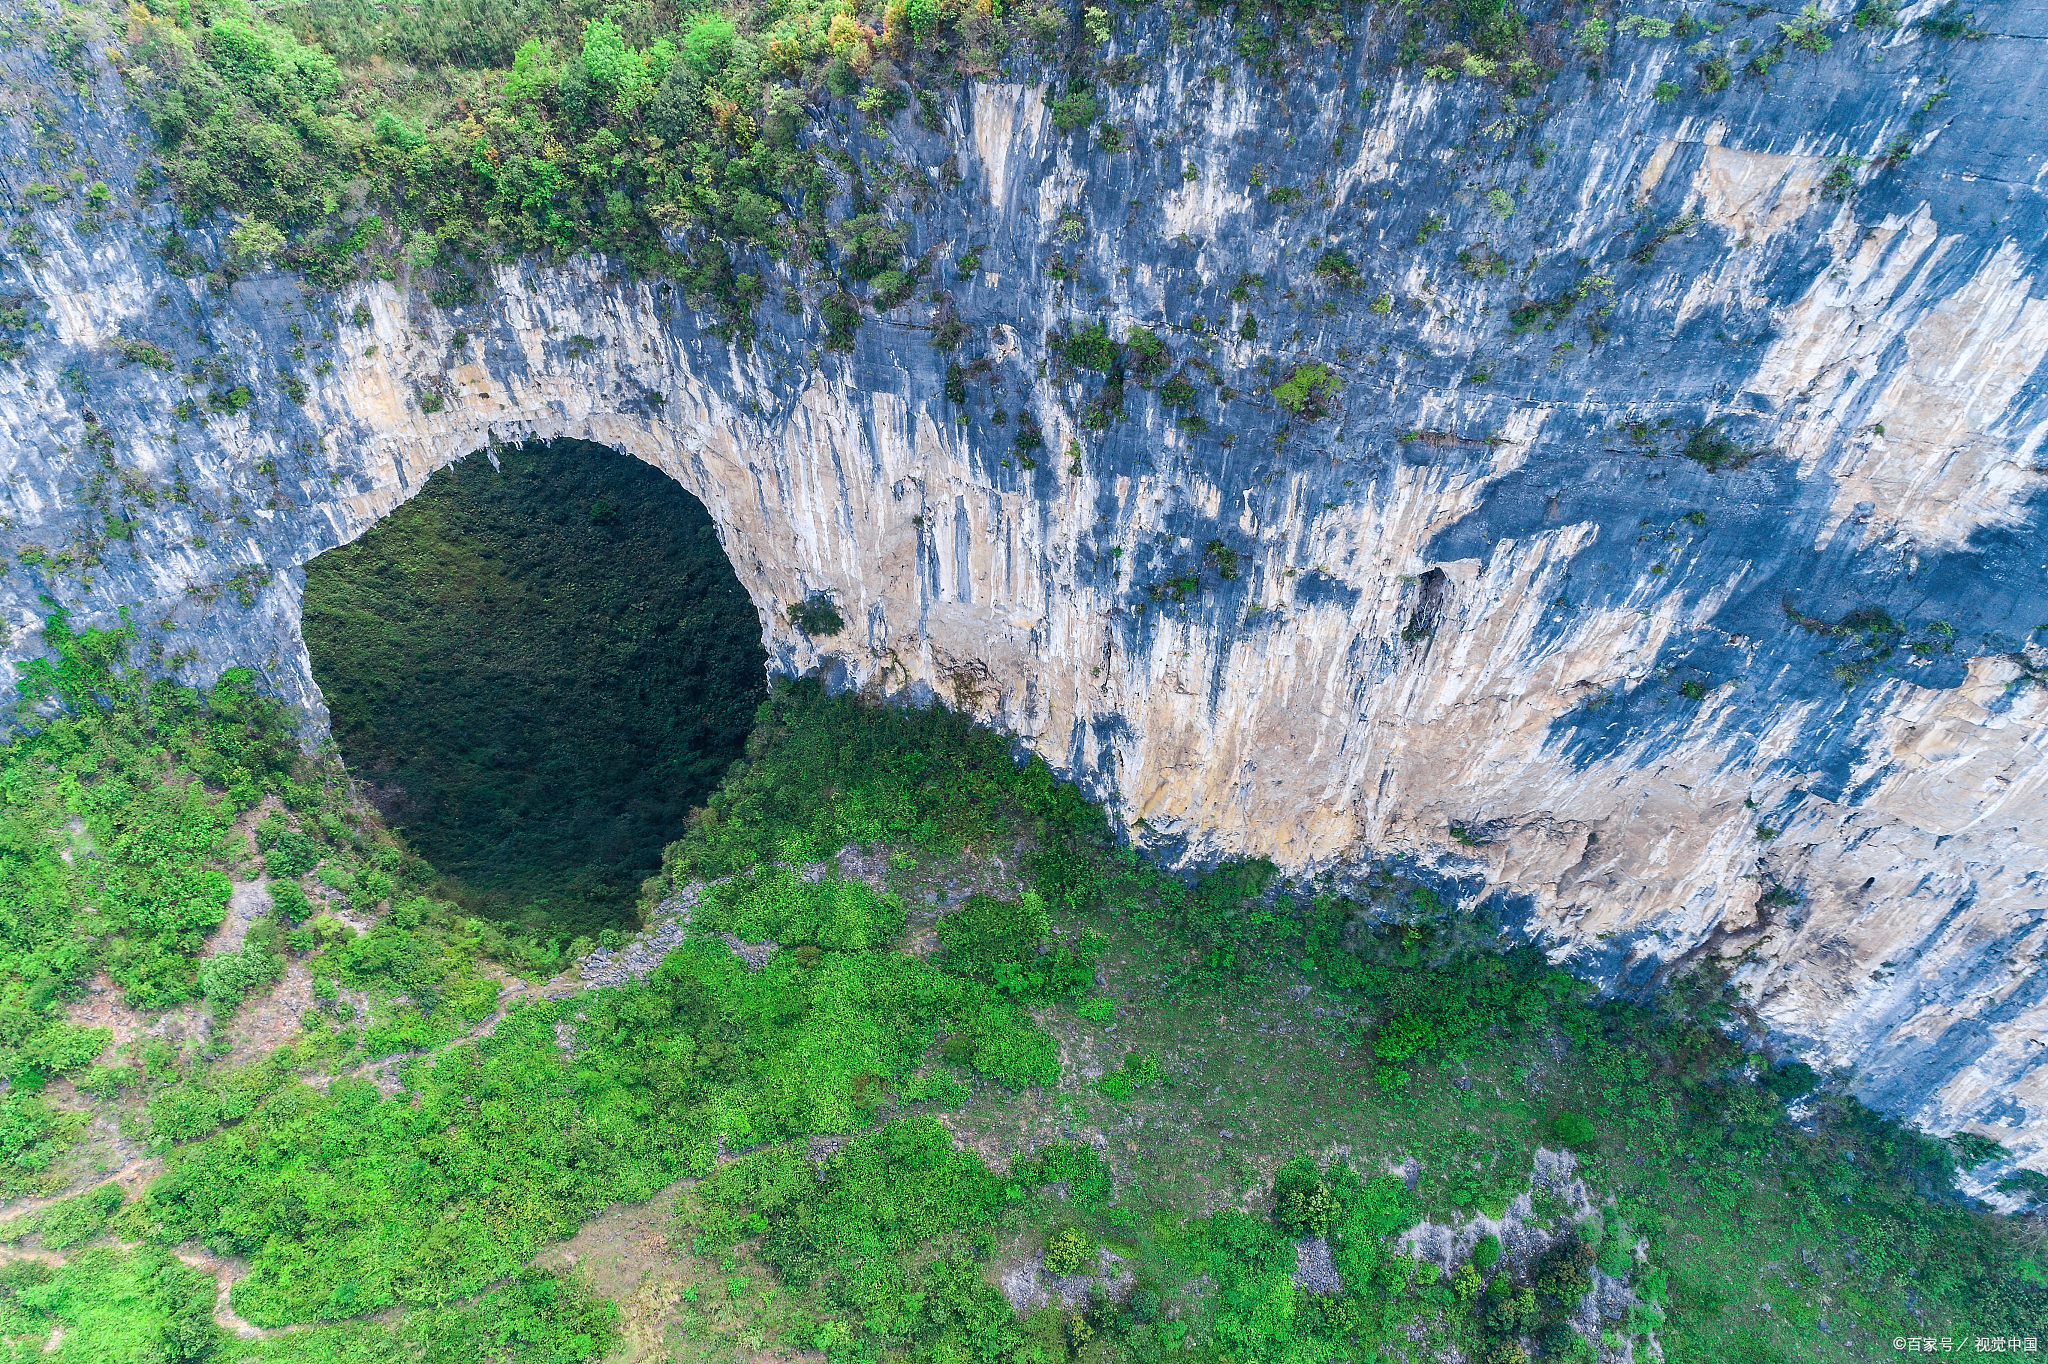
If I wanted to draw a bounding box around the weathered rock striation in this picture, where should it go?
[2,9,2045,1190]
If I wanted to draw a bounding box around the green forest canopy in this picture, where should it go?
[301,440,766,938]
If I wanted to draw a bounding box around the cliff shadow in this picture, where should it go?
[302,438,768,939]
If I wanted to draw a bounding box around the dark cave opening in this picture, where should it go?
[302,439,767,938]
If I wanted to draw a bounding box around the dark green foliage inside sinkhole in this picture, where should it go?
[302,439,765,937]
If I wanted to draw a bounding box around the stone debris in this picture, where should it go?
[719,933,778,969]
[1391,1147,1643,1359]
[1398,1147,1593,1276]
[1002,1247,1134,1311]
[1291,1236,1342,1295]
[578,888,697,986]
[835,843,895,893]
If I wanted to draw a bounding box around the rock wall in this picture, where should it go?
[2,5,2045,1192]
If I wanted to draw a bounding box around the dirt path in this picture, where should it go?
[0,865,866,1343]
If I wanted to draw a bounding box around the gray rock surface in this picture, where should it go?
[2,6,2045,1182]
[577,891,697,987]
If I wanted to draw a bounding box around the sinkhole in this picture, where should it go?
[302,439,768,938]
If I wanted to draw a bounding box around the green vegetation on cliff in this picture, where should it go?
[119,0,1003,324]
[97,0,1840,339]
[303,439,765,937]
[0,616,2037,1363]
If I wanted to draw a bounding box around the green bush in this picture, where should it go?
[1312,249,1362,288]
[1063,322,1118,371]
[1472,1231,1502,1270]
[1273,1156,1342,1237]
[269,880,310,922]
[1534,1235,1594,1303]
[935,892,1048,977]
[0,612,302,1100]
[1596,1235,1633,1278]
[1050,85,1101,133]
[1272,362,1339,418]
[1551,1111,1596,1147]
[787,595,846,636]
[657,679,1109,890]
[1043,1226,1090,1275]
[1765,1059,1819,1098]
[1918,0,1988,36]
[699,865,905,951]
[32,1182,123,1249]
[1123,326,1170,383]
[1159,372,1198,407]
[149,935,1061,1327]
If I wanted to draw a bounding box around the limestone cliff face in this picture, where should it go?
[3,9,2046,1191]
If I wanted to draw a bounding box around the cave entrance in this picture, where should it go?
[303,439,767,939]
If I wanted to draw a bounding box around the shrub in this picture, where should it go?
[1063,322,1118,370]
[1596,1236,1633,1277]
[1272,362,1339,419]
[76,1066,130,1100]
[820,291,863,350]
[868,270,914,310]
[113,337,176,370]
[228,217,287,266]
[787,594,845,637]
[699,865,904,951]
[1765,1060,1819,1098]
[1050,85,1100,133]
[1472,1232,1502,1270]
[34,1182,123,1249]
[207,385,253,415]
[1551,1111,1596,1147]
[1778,1,1833,52]
[1312,249,1362,288]
[1273,1156,1342,1237]
[1918,0,1987,36]
[1820,156,1860,201]
[1680,422,1756,469]
[198,946,281,1009]
[1043,1227,1090,1275]
[1123,326,1169,383]
[1374,1012,1438,1062]
[936,892,1048,976]
[1534,1235,1594,1303]
[1483,1278,1539,1335]
[268,881,310,923]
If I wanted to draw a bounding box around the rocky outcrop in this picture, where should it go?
[2,8,2045,1190]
